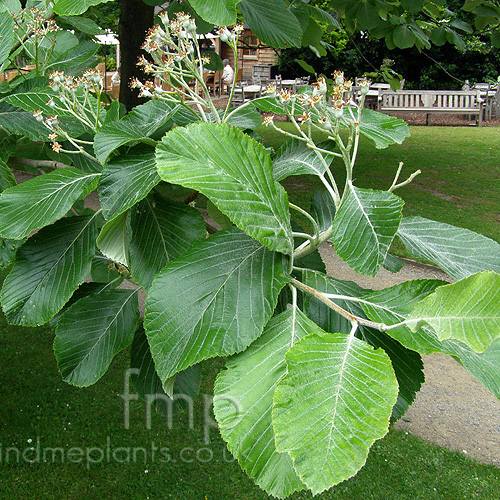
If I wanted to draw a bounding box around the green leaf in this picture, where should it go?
[401,0,424,13]
[360,280,500,400]
[206,199,233,229]
[295,58,317,75]
[96,211,129,266]
[54,289,139,386]
[53,0,114,15]
[0,103,57,141]
[430,26,448,45]
[90,253,121,283]
[144,228,290,382]
[0,160,16,192]
[311,189,336,233]
[332,185,404,276]
[491,28,500,48]
[0,11,15,68]
[1,214,98,326]
[300,18,325,56]
[300,269,421,421]
[58,15,104,35]
[359,327,424,421]
[355,1,381,30]
[50,30,79,53]
[392,24,417,49]
[130,327,202,416]
[360,279,450,355]
[98,147,159,220]
[305,4,340,29]
[397,216,500,280]
[44,40,99,73]
[407,271,500,353]
[94,100,196,165]
[272,137,332,182]
[0,0,22,14]
[273,332,398,494]
[4,88,98,135]
[214,308,313,497]
[156,122,293,254]
[383,253,404,273]
[345,108,410,149]
[188,0,240,25]
[239,0,303,49]
[225,105,262,130]
[129,196,206,290]
[0,237,23,270]
[0,168,99,239]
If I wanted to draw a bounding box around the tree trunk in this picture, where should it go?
[118,0,155,111]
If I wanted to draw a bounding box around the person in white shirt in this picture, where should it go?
[222,59,234,91]
[111,68,120,86]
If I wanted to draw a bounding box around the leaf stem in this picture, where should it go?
[290,277,391,331]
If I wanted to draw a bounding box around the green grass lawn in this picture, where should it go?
[1,126,500,499]
[259,125,500,243]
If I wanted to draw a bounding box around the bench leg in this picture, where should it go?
[426,113,432,126]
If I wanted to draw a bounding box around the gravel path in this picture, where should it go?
[319,243,500,467]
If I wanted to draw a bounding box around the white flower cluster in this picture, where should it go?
[12,7,59,39]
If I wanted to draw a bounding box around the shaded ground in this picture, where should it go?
[319,243,500,467]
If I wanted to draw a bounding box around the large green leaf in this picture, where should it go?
[300,270,423,420]
[407,271,500,353]
[360,279,500,400]
[98,147,159,220]
[4,88,98,135]
[273,332,398,494]
[1,214,98,326]
[94,100,196,165]
[129,196,206,290]
[332,185,404,276]
[272,137,332,182]
[53,0,113,15]
[144,228,290,382]
[156,122,293,254]
[44,40,99,73]
[130,327,202,416]
[214,308,314,498]
[339,108,410,149]
[239,0,303,48]
[96,211,130,266]
[0,103,58,141]
[397,216,500,280]
[0,168,99,240]
[188,0,240,25]
[0,11,14,68]
[392,24,417,49]
[54,289,139,386]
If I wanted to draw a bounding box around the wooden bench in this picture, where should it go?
[378,90,484,126]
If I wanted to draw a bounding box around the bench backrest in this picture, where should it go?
[380,90,482,110]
